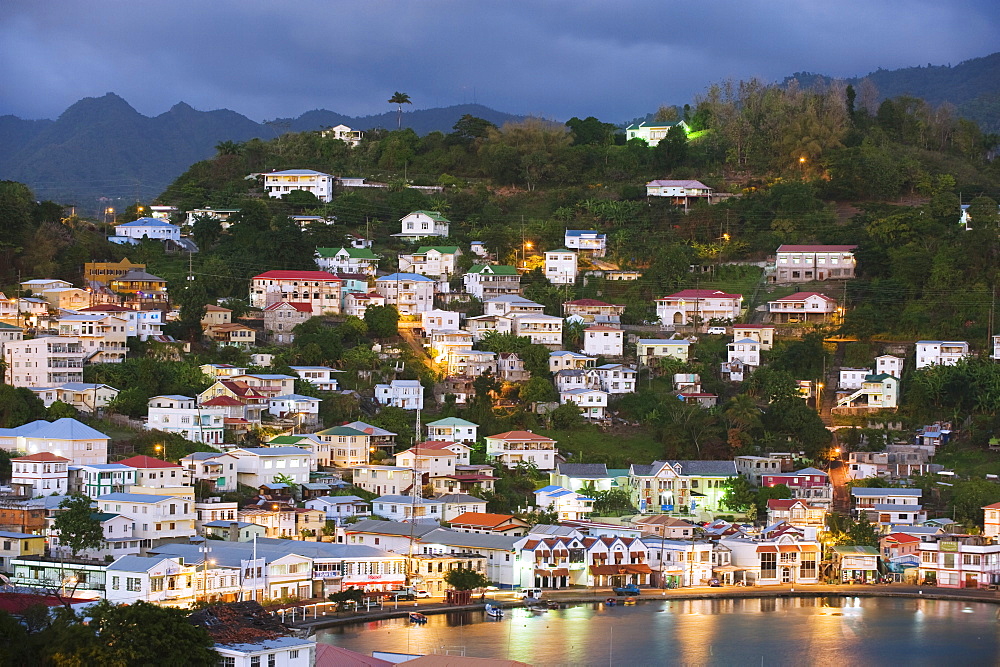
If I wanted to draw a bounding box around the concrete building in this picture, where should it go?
[262,169,334,202]
[250,270,341,315]
[374,273,436,314]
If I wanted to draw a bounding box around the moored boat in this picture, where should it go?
[408,612,427,624]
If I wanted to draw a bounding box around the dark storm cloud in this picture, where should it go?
[2,0,998,123]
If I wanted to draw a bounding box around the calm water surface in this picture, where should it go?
[317,596,1000,666]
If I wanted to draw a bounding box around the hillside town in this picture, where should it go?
[3,163,1000,663]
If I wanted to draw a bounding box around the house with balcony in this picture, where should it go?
[559,388,608,420]
[350,465,417,497]
[343,292,384,318]
[562,299,625,323]
[722,338,761,382]
[918,535,1000,589]
[549,350,596,373]
[145,395,226,445]
[262,169,334,202]
[425,417,479,445]
[399,246,462,281]
[656,289,743,327]
[765,499,827,530]
[394,210,450,240]
[851,487,925,529]
[374,273,435,314]
[645,179,713,209]
[97,492,196,548]
[289,366,340,392]
[109,270,169,306]
[534,485,594,521]
[110,217,181,243]
[374,379,423,410]
[627,121,689,146]
[915,340,970,369]
[768,292,839,323]
[588,363,637,394]
[304,495,370,523]
[312,425,372,468]
[229,447,312,487]
[762,467,833,508]
[563,229,606,256]
[637,338,691,365]
[56,313,128,364]
[485,431,558,470]
[511,313,563,348]
[372,495,444,523]
[250,270,341,315]
[27,382,119,414]
[496,352,529,382]
[320,123,363,145]
[395,443,458,479]
[262,301,312,344]
[484,295,544,317]
[771,244,857,283]
[629,460,737,516]
[179,452,239,492]
[267,394,321,426]
[582,325,624,357]
[835,373,899,412]
[313,247,380,276]
[463,265,521,300]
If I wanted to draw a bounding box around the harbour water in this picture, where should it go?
[317,596,1000,666]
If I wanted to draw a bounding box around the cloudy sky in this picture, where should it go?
[2,1,998,123]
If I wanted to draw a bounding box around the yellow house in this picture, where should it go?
[84,258,146,286]
[0,531,46,572]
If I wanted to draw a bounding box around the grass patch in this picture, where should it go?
[932,445,1000,478]
[538,424,662,468]
[843,342,874,368]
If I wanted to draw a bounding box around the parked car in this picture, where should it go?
[414,589,431,598]
[706,326,727,335]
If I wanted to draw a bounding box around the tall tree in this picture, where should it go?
[53,495,104,557]
[388,92,412,129]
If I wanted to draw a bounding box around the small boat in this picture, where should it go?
[527,604,548,614]
[546,601,562,610]
[485,603,504,619]
[624,597,637,606]
[605,598,617,606]
[408,612,427,624]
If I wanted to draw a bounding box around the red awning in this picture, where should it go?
[779,545,800,553]
[756,545,778,553]
[799,544,820,553]
[551,568,569,577]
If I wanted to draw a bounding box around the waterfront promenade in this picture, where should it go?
[289,583,1000,631]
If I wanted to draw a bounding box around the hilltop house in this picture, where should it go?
[374,273,435,314]
[399,246,462,281]
[626,120,689,146]
[320,123,364,145]
[915,341,970,369]
[637,338,691,365]
[250,270,341,315]
[110,217,181,243]
[464,265,521,300]
[768,292,839,323]
[485,431,558,470]
[262,301,312,344]
[583,325,624,357]
[563,230,607,256]
[645,179,713,209]
[544,249,578,284]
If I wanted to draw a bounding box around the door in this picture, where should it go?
[781,568,791,583]
[965,573,979,588]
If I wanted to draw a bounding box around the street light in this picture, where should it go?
[154,444,163,459]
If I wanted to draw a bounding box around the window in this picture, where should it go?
[250,657,260,667]
[126,577,142,592]
[218,658,236,667]
[289,650,300,660]
[268,654,276,667]
[760,552,777,579]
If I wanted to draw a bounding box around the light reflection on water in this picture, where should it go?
[317,597,1000,666]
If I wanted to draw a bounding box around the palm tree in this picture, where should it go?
[388,92,412,129]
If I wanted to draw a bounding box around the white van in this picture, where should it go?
[520,588,543,600]
[706,326,727,335]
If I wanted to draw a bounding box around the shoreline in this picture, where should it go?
[295,584,1000,633]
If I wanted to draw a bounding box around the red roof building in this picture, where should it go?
[250,271,342,316]
[450,512,530,536]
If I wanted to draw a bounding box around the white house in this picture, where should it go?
[656,289,743,327]
[321,123,364,146]
[549,350,596,373]
[313,247,380,275]
[484,295,544,318]
[97,492,196,547]
[374,379,423,410]
[145,395,226,445]
[722,338,761,382]
[421,309,461,334]
[534,485,594,521]
[267,394,321,424]
[117,454,192,490]
[288,366,340,392]
[344,292,385,318]
[374,273,436,314]
[589,363,637,394]
[10,452,70,497]
[111,217,181,242]
[839,368,873,391]
[250,270,342,315]
[394,211,450,240]
[645,178,712,199]
[626,120,689,146]
[512,313,563,347]
[179,452,240,492]
[228,447,313,487]
[732,324,775,350]
[28,382,119,413]
[559,388,608,419]
[768,292,839,323]
[564,230,606,256]
[4,337,85,388]
[0,418,110,466]
[583,325,624,357]
[876,355,904,378]
[262,169,334,202]
[485,430,558,470]
[372,495,444,523]
[544,248,578,284]
[915,341,970,369]
[772,244,857,283]
[637,338,691,365]
[350,465,418,497]
[426,417,478,444]
[399,246,462,280]
[836,373,899,411]
[304,495,370,523]
[463,265,521,300]
[70,463,137,497]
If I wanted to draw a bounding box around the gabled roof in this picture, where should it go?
[315,246,379,259]
[116,217,178,228]
[647,180,710,189]
[11,452,70,462]
[200,395,245,407]
[426,417,478,427]
[116,269,166,282]
[0,418,110,441]
[116,455,181,469]
[773,292,837,303]
[450,512,520,528]
[266,168,332,176]
[315,425,368,437]
[565,229,605,237]
[851,487,921,497]
[556,463,610,478]
[344,421,397,437]
[404,210,450,222]
[467,264,519,275]
[263,301,313,313]
[638,338,691,345]
[413,245,460,254]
